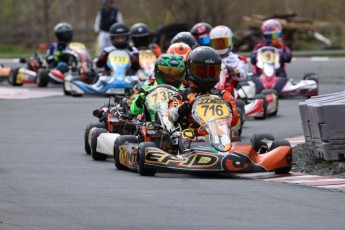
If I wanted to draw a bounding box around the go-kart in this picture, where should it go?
[37,42,95,88]
[133,94,292,176]
[0,64,11,82]
[89,84,178,166]
[85,95,134,160]
[65,50,140,96]
[217,65,278,121]
[136,49,157,85]
[8,52,43,86]
[248,46,318,98]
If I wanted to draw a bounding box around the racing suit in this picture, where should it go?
[46,41,69,73]
[96,45,141,75]
[217,52,248,95]
[168,87,239,153]
[251,42,292,78]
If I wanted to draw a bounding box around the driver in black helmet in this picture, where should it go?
[96,22,140,75]
[168,46,239,153]
[130,22,162,57]
[170,31,199,50]
[46,22,74,73]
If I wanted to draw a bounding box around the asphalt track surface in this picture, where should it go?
[1,59,345,229]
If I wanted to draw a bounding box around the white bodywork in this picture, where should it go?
[88,127,121,156]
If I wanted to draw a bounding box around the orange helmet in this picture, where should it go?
[166,42,192,63]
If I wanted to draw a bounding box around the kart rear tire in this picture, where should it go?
[138,142,157,176]
[303,73,318,83]
[8,67,22,86]
[91,128,108,161]
[63,81,71,95]
[36,69,49,87]
[114,135,138,170]
[272,140,292,174]
[262,89,279,116]
[84,123,106,155]
[235,107,244,137]
[253,94,267,120]
[250,133,275,152]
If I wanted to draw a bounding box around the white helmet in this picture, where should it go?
[210,25,233,56]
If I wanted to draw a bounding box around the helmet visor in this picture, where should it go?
[263,32,281,40]
[210,37,231,50]
[196,36,210,46]
[157,65,185,84]
[190,63,221,79]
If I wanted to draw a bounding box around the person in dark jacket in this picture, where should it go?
[94,0,124,55]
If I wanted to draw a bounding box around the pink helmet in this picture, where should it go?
[261,19,282,45]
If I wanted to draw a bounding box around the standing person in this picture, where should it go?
[210,25,248,94]
[250,19,292,77]
[94,0,124,55]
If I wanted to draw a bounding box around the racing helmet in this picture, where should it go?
[186,46,222,92]
[154,54,185,88]
[166,42,192,63]
[109,22,130,49]
[210,25,233,56]
[54,22,73,43]
[190,22,212,46]
[130,23,150,48]
[170,32,198,50]
[261,19,283,46]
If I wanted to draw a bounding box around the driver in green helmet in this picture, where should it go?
[130,53,185,121]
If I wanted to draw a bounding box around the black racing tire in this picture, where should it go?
[91,128,108,161]
[250,133,275,152]
[8,67,22,86]
[303,74,319,98]
[63,81,71,95]
[36,69,49,87]
[84,123,106,155]
[262,89,279,116]
[303,73,318,82]
[272,140,292,174]
[137,142,157,176]
[253,94,267,120]
[235,107,244,137]
[114,135,138,170]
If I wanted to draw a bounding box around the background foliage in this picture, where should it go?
[0,0,344,54]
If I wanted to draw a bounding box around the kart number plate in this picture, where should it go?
[108,55,130,65]
[139,50,157,63]
[146,88,174,105]
[195,100,230,123]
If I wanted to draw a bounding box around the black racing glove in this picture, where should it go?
[177,101,192,117]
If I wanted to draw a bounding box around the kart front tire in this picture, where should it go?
[36,69,49,87]
[84,123,106,155]
[138,142,157,176]
[250,133,275,152]
[272,140,292,174]
[8,67,22,86]
[91,128,108,161]
[114,135,138,170]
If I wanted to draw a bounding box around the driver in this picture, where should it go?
[250,19,292,78]
[130,54,185,121]
[209,25,248,93]
[46,22,74,74]
[168,46,239,153]
[95,22,140,75]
